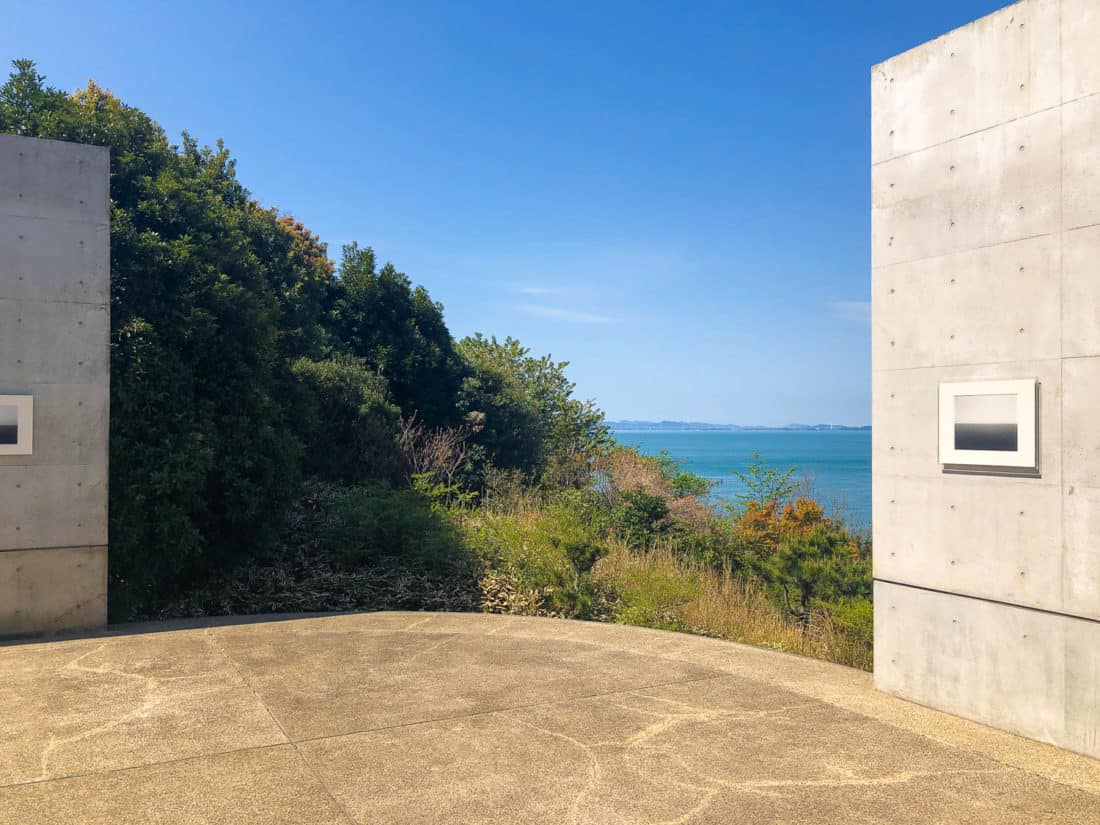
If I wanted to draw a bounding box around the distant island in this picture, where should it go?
[608,420,871,432]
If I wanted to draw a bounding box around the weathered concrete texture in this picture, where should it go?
[876,581,1100,758]
[871,0,1061,164]
[0,548,107,638]
[0,134,110,634]
[2,612,1099,824]
[872,0,1100,758]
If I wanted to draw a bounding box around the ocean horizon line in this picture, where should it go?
[608,421,871,432]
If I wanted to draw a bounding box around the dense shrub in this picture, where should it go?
[333,243,465,427]
[610,488,671,547]
[289,355,401,483]
[460,496,611,619]
[154,482,480,619]
[458,335,611,485]
[322,485,467,572]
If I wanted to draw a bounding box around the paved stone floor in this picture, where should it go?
[2,611,1099,824]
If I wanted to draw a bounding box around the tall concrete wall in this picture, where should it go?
[872,0,1100,758]
[0,134,110,635]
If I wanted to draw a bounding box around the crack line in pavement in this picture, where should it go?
[201,629,358,825]
[290,672,732,746]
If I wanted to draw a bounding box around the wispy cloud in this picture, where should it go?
[828,300,870,323]
[516,304,620,325]
[512,285,578,297]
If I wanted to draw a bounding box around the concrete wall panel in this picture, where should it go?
[874,581,1100,757]
[871,30,971,165]
[872,235,1060,371]
[0,547,108,637]
[0,134,109,224]
[0,216,110,305]
[874,474,1063,609]
[1062,93,1100,230]
[1062,0,1100,101]
[872,108,1060,268]
[870,0,1060,164]
[1062,225,1100,358]
[0,463,109,551]
[968,0,1061,125]
[1062,356,1100,488]
[1065,620,1100,755]
[0,299,109,386]
[1062,485,1100,621]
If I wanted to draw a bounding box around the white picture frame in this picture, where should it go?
[938,379,1037,471]
[0,395,33,456]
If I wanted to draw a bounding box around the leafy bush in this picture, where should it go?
[322,485,467,573]
[610,488,670,547]
[592,545,702,631]
[654,450,714,498]
[153,482,480,618]
[731,451,799,509]
[290,356,401,483]
[820,598,874,671]
[334,243,465,427]
[458,334,611,485]
[460,496,611,619]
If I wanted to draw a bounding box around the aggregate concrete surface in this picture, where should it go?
[1,611,1098,824]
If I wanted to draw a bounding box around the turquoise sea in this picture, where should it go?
[613,430,872,530]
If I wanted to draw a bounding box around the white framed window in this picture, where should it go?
[0,395,33,456]
[938,379,1037,471]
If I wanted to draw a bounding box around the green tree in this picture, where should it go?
[457,334,610,484]
[289,355,401,482]
[731,451,798,509]
[763,524,871,630]
[333,243,463,426]
[611,489,670,548]
[654,450,713,498]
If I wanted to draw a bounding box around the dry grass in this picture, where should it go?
[593,544,872,671]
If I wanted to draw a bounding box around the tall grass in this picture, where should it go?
[593,544,872,671]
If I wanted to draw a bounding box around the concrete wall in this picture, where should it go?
[0,134,110,635]
[872,0,1100,758]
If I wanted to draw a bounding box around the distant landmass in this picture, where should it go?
[608,420,871,432]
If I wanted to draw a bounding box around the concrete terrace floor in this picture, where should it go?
[2,612,1099,824]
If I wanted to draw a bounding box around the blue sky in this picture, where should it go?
[4,0,1008,425]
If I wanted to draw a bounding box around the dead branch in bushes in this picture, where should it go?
[397,413,476,488]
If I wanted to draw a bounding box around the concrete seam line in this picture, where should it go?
[0,545,107,555]
[874,578,1100,625]
[869,356,1065,376]
[870,230,1054,273]
[867,86,1100,167]
[0,741,290,792]
[1058,0,1066,630]
[201,628,358,825]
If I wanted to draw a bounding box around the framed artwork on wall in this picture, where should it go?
[0,395,33,456]
[938,379,1037,472]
